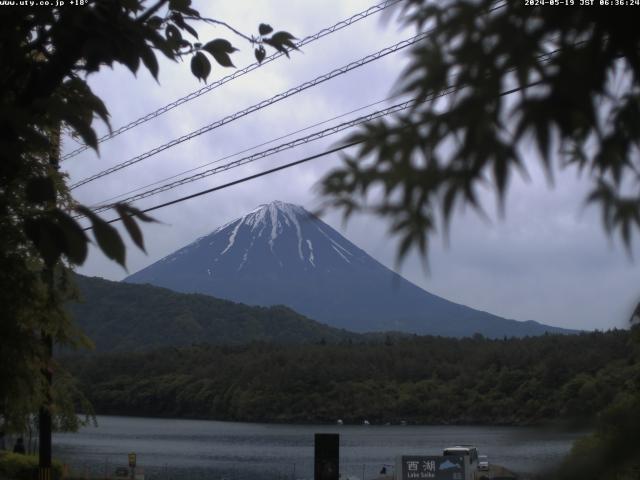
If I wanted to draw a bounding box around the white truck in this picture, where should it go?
[442,446,479,480]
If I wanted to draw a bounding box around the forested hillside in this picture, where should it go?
[64,329,639,425]
[67,275,360,350]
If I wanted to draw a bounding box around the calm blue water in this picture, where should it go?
[53,416,585,480]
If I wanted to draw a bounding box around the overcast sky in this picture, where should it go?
[62,0,639,332]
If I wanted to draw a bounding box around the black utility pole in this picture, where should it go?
[39,125,60,480]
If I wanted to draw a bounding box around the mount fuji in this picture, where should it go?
[124,201,570,337]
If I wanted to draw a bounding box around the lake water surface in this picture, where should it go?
[53,416,586,480]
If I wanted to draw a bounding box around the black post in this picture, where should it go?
[314,433,339,480]
[39,124,60,480]
[38,333,52,480]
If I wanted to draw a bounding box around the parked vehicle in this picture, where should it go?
[478,455,489,471]
[443,445,479,480]
[443,445,478,464]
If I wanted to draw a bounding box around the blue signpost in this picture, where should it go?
[400,455,465,480]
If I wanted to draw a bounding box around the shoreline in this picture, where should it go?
[73,411,594,431]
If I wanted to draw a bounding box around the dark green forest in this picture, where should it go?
[67,275,360,350]
[63,329,639,425]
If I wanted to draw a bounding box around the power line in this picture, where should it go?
[61,0,402,161]
[85,1,517,207]
[86,99,417,214]
[91,93,406,207]
[84,90,459,217]
[84,141,363,230]
[69,31,431,190]
[83,4,518,206]
[85,75,548,231]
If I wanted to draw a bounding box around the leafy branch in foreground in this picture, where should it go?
[321,0,640,263]
[320,3,640,478]
[0,0,296,431]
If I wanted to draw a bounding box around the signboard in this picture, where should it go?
[128,453,137,469]
[400,456,465,480]
[314,433,339,480]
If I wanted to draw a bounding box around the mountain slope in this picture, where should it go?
[67,275,360,351]
[125,201,572,338]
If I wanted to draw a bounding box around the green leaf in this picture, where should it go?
[182,22,198,39]
[271,31,296,44]
[94,222,126,267]
[62,78,111,127]
[119,204,157,223]
[82,37,113,72]
[76,206,126,267]
[23,217,64,267]
[85,91,111,127]
[630,302,640,323]
[202,39,237,68]
[264,31,298,57]
[148,29,175,59]
[171,11,198,38]
[169,0,190,11]
[147,15,163,29]
[25,177,56,205]
[140,46,159,80]
[165,24,182,49]
[442,185,457,226]
[61,113,98,151]
[120,45,141,74]
[168,0,198,15]
[254,46,266,64]
[210,51,234,68]
[190,51,211,82]
[259,23,273,36]
[115,204,146,252]
[203,38,236,53]
[52,209,89,265]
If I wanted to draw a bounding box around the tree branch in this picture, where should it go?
[187,17,254,43]
[137,0,169,24]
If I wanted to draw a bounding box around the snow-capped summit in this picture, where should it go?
[150,200,364,278]
[125,201,570,337]
[207,200,362,270]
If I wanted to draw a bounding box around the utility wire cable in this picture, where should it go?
[92,93,407,207]
[83,89,460,217]
[84,141,363,230]
[88,26,557,215]
[84,1,513,204]
[85,75,549,230]
[61,0,402,161]
[84,98,417,214]
[70,31,431,190]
